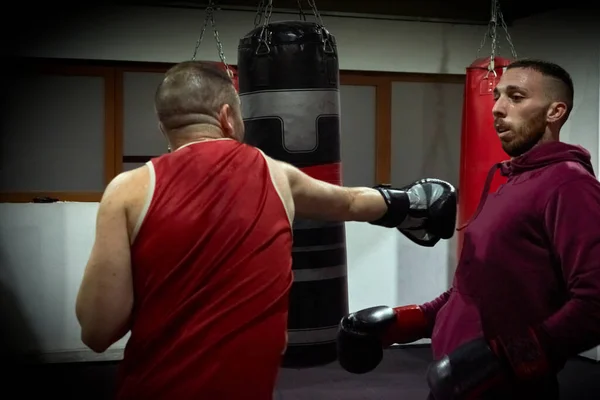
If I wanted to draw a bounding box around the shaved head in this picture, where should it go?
[506,59,574,118]
[155,61,242,139]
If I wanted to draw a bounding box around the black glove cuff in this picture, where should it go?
[369,185,410,228]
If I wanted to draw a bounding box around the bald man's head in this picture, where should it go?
[154,61,242,138]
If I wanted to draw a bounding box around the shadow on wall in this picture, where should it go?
[0,276,40,365]
[0,261,49,395]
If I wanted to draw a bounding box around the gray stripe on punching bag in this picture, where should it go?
[293,244,344,252]
[292,264,347,282]
[287,325,339,345]
[293,219,343,230]
[240,89,340,152]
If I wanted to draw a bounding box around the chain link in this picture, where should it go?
[255,0,274,55]
[254,1,331,55]
[191,0,213,61]
[297,0,307,21]
[307,0,325,27]
[476,0,518,72]
[254,0,266,27]
[191,0,233,79]
[499,7,518,59]
[305,0,334,53]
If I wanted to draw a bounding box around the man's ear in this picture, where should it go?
[219,104,235,138]
[158,122,172,152]
[547,102,568,123]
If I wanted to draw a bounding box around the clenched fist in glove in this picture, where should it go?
[336,304,431,374]
[369,178,457,247]
[426,327,555,400]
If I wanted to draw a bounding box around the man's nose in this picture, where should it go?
[492,98,506,118]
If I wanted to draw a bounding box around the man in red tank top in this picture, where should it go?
[75,61,458,399]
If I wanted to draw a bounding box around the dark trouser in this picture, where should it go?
[426,375,560,400]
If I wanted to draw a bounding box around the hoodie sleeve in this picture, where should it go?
[541,176,600,360]
[419,288,452,336]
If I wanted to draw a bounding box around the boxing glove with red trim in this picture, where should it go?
[426,327,554,400]
[336,305,430,374]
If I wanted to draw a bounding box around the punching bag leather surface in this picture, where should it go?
[458,57,511,253]
[238,20,347,368]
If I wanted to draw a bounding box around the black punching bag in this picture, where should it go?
[238,21,348,368]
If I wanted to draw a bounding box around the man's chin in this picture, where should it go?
[500,143,521,158]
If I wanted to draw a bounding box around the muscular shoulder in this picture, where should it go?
[254,150,295,222]
[102,165,152,240]
[102,165,151,215]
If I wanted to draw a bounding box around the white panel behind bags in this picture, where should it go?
[345,81,464,347]
[345,222,400,313]
[581,47,600,363]
[389,80,464,309]
[339,85,377,187]
[0,203,128,363]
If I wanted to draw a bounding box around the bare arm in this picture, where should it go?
[75,173,134,353]
[279,161,387,222]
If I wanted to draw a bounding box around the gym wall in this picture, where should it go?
[1,5,599,363]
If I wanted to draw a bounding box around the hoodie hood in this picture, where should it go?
[458,141,595,231]
[500,141,595,177]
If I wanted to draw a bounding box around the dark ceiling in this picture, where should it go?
[120,0,589,25]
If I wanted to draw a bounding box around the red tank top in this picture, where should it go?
[114,140,293,400]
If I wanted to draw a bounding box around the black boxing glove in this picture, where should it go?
[337,305,430,374]
[370,178,457,247]
[426,327,554,400]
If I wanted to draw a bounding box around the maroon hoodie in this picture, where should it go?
[420,141,600,370]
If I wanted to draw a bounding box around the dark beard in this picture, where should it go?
[501,109,547,157]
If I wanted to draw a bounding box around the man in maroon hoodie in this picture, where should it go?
[336,59,600,399]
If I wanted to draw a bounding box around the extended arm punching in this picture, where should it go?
[333,178,457,374]
[277,159,459,375]
[426,178,600,399]
[281,160,457,246]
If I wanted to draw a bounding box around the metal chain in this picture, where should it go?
[191,0,213,60]
[260,0,274,29]
[476,0,518,71]
[305,0,333,53]
[191,0,233,79]
[490,1,499,61]
[254,0,266,27]
[499,7,518,59]
[210,6,232,76]
[307,0,325,27]
[297,0,307,21]
[255,0,274,55]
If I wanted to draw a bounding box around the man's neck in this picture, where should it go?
[173,137,234,152]
[169,124,230,151]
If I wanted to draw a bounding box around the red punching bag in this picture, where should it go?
[212,62,239,92]
[457,56,511,253]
